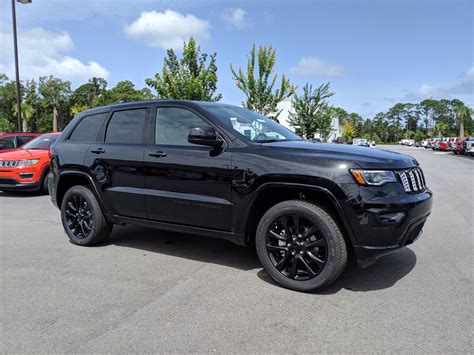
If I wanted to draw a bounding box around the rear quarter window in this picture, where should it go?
[69,113,108,142]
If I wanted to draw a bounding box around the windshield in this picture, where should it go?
[23,134,58,150]
[204,105,301,143]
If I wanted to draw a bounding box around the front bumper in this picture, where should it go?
[0,177,40,191]
[0,167,41,191]
[339,183,433,267]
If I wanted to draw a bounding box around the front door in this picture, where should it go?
[144,106,233,231]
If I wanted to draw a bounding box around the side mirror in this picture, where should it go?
[188,126,223,147]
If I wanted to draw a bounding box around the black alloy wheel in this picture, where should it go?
[256,200,347,292]
[266,214,328,280]
[61,185,112,246]
[65,194,93,239]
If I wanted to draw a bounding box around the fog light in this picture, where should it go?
[379,212,405,224]
[19,173,34,179]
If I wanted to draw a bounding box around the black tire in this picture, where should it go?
[61,185,112,246]
[40,169,49,194]
[255,200,347,292]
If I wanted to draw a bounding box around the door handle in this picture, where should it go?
[148,151,167,158]
[91,148,105,154]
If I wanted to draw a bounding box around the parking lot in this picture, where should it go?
[0,145,472,353]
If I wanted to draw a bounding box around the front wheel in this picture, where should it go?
[61,185,112,246]
[255,200,347,292]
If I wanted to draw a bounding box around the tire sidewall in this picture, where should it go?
[61,186,100,246]
[256,202,344,292]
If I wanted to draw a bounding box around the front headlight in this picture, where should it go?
[18,159,40,166]
[350,169,397,186]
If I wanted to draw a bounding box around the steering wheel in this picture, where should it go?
[255,133,268,141]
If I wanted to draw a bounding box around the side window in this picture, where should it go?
[155,107,210,146]
[0,136,16,149]
[17,136,34,146]
[105,109,147,144]
[69,113,108,142]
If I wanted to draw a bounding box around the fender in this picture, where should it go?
[242,181,358,247]
[58,170,115,223]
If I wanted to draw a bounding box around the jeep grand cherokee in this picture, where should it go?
[49,100,432,292]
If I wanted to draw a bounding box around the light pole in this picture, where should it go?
[11,0,32,132]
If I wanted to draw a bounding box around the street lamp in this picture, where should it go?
[11,0,32,132]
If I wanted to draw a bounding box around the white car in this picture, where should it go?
[352,138,368,146]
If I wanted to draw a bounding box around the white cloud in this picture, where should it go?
[402,65,474,102]
[289,57,345,77]
[222,8,249,29]
[123,10,210,50]
[0,27,109,84]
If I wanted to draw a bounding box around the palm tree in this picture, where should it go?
[434,122,447,137]
[12,102,35,132]
[455,104,471,140]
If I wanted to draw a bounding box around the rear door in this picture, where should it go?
[144,105,233,230]
[85,106,150,218]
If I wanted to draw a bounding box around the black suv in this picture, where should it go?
[49,100,432,292]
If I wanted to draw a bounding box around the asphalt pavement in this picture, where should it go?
[0,145,472,353]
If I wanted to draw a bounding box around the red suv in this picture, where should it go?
[0,132,41,152]
[0,133,60,193]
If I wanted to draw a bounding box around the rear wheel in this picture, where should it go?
[61,185,112,246]
[255,200,347,292]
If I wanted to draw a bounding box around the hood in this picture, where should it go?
[0,148,22,154]
[262,141,417,169]
[0,148,47,161]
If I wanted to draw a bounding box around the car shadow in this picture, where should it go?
[105,225,417,292]
[257,247,417,294]
[103,224,261,271]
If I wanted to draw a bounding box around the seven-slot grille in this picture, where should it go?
[0,160,20,168]
[396,168,426,193]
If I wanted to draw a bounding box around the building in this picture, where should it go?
[276,98,343,142]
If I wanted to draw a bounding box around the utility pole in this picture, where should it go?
[11,0,32,132]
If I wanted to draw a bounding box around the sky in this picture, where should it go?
[0,0,472,117]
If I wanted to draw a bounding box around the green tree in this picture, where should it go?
[145,37,221,101]
[13,102,35,132]
[454,103,472,139]
[0,74,23,132]
[101,80,153,105]
[414,130,424,142]
[288,83,334,139]
[70,77,107,114]
[231,44,296,120]
[434,122,448,136]
[38,76,71,132]
[342,121,356,142]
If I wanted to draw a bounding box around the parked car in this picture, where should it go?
[332,137,345,144]
[0,133,60,193]
[431,137,442,150]
[0,132,41,152]
[421,140,430,148]
[438,137,450,151]
[451,137,463,155]
[352,138,369,147]
[463,136,474,156]
[446,137,456,151]
[48,101,433,292]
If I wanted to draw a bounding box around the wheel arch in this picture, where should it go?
[243,182,357,251]
[56,171,111,221]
